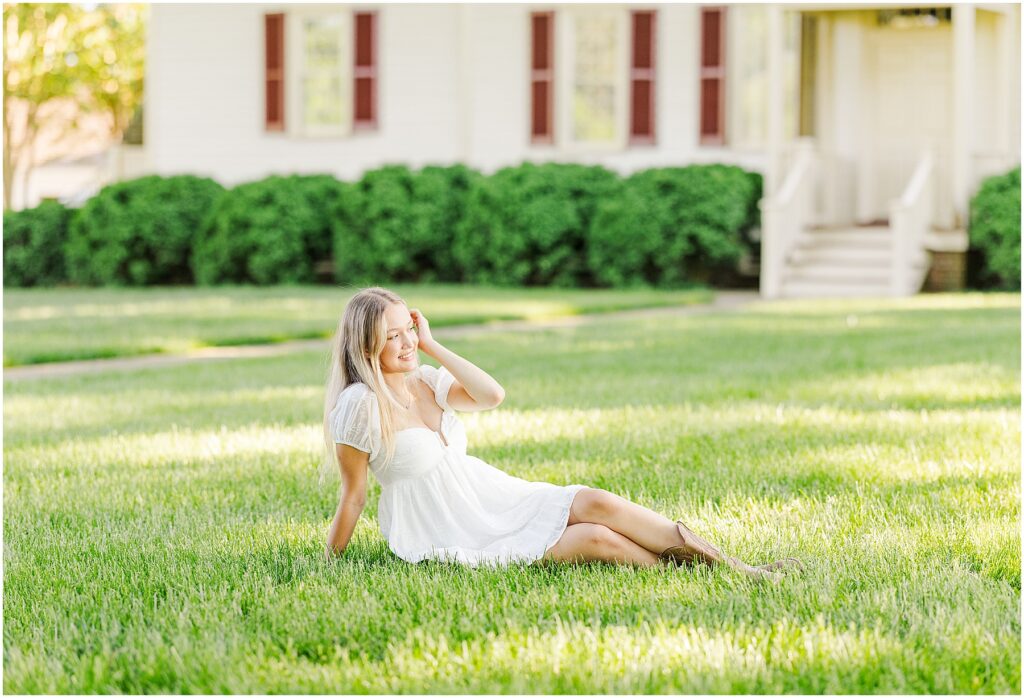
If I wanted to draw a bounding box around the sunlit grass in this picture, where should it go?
[3,292,1019,693]
[2,284,712,366]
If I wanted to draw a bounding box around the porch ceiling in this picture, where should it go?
[780,3,952,11]
[784,3,1009,14]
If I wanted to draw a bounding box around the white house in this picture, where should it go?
[141,2,1021,297]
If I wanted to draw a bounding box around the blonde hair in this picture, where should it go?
[319,286,412,487]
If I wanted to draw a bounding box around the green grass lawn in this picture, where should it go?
[3,292,1019,693]
[1,284,712,366]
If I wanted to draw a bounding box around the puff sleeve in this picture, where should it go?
[418,364,456,412]
[329,384,381,459]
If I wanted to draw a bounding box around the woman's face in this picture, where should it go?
[378,303,418,374]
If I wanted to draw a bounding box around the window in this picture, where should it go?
[530,8,656,149]
[728,6,801,149]
[265,9,377,136]
[298,13,349,136]
[564,8,627,147]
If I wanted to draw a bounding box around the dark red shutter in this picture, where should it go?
[630,10,656,144]
[354,11,377,129]
[530,12,554,144]
[699,7,726,144]
[265,13,285,131]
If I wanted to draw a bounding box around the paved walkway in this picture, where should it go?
[4,291,761,382]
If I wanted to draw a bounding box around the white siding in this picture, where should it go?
[147,3,463,184]
[146,3,769,186]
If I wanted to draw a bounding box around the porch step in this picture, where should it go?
[790,247,890,266]
[778,224,930,299]
[790,247,928,268]
[781,280,894,298]
[786,264,890,285]
[797,226,890,249]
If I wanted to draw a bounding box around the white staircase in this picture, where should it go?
[780,225,930,298]
[761,141,939,300]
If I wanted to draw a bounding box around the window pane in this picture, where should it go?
[732,6,800,147]
[573,14,618,143]
[303,16,345,129]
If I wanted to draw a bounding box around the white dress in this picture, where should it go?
[329,364,587,568]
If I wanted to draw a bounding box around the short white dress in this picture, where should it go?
[329,364,588,568]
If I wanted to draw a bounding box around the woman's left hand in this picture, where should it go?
[410,308,438,355]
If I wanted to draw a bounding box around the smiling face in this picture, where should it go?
[378,302,419,374]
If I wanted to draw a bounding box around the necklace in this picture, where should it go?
[396,388,415,409]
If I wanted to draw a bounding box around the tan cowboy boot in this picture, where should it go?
[659,520,782,583]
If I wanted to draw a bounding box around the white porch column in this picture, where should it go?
[996,5,1021,171]
[832,15,863,225]
[952,4,975,228]
[995,8,1011,162]
[766,3,784,197]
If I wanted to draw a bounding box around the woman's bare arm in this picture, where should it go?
[423,341,505,410]
[411,308,505,410]
[325,444,369,559]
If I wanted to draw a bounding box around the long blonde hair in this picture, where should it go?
[319,286,412,487]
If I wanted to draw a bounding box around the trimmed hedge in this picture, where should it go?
[193,174,345,285]
[5,162,766,289]
[969,166,1021,289]
[3,200,72,287]
[65,175,225,285]
[453,163,619,287]
[333,164,479,284]
[588,165,761,288]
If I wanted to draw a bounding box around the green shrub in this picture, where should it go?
[453,163,619,286]
[588,165,760,288]
[969,166,1021,289]
[193,174,345,285]
[586,183,661,288]
[333,164,480,284]
[65,175,224,286]
[3,200,72,287]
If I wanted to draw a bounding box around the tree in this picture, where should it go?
[2,3,146,210]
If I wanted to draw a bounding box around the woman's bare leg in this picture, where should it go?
[566,487,784,578]
[567,487,692,554]
[540,522,660,566]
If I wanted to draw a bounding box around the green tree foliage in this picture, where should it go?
[65,174,224,286]
[3,199,71,286]
[970,166,1021,290]
[2,3,146,209]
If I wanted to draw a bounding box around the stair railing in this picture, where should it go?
[889,150,934,296]
[760,139,816,299]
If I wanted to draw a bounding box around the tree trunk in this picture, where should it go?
[2,94,16,210]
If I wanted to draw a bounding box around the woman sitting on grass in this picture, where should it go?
[322,287,801,582]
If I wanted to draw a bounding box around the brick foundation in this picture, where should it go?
[923,251,966,292]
